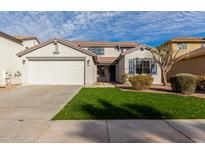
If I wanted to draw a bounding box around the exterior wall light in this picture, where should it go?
[87,60,90,66]
[22,59,26,65]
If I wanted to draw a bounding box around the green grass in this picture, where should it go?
[53,88,205,120]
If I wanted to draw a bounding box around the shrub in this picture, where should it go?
[197,75,205,91]
[129,75,153,90]
[170,73,197,95]
[121,73,129,84]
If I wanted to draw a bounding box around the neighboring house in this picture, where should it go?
[0,31,40,87]
[14,36,40,49]
[0,31,162,87]
[162,37,205,56]
[167,47,205,79]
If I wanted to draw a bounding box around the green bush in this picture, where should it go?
[129,75,153,90]
[170,73,197,95]
[121,73,129,84]
[197,75,205,91]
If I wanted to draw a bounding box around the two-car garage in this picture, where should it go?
[17,39,97,86]
[29,60,85,85]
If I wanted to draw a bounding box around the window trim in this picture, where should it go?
[129,58,154,75]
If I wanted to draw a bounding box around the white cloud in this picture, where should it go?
[1,11,205,46]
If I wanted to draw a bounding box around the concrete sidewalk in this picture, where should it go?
[0,120,205,143]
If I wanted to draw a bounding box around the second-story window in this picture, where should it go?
[177,43,187,51]
[87,48,104,55]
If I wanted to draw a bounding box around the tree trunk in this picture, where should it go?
[161,69,168,86]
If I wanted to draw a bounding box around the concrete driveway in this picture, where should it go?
[0,85,81,120]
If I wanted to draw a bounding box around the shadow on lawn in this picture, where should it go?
[66,99,201,143]
[80,99,173,119]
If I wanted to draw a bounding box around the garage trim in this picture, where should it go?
[27,57,86,85]
[26,56,86,61]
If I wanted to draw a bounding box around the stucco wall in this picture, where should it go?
[116,56,125,83]
[172,42,203,56]
[117,49,161,84]
[20,42,97,85]
[0,36,24,86]
[167,56,205,79]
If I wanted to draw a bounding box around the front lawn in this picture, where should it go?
[53,88,205,120]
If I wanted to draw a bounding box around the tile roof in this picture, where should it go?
[97,57,118,64]
[114,44,154,62]
[168,37,205,43]
[14,36,40,43]
[14,36,36,40]
[69,41,139,47]
[0,31,22,44]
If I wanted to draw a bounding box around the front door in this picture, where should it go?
[110,65,116,82]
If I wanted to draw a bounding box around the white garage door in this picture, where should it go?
[29,61,84,85]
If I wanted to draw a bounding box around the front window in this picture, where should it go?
[135,60,151,74]
[142,61,151,74]
[135,60,142,74]
[97,66,105,77]
[88,48,104,55]
[129,59,152,75]
[177,43,187,51]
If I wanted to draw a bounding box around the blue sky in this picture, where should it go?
[1,11,205,47]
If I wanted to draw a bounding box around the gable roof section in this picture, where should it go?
[14,36,40,44]
[16,39,97,61]
[69,41,139,47]
[0,31,23,44]
[115,44,153,62]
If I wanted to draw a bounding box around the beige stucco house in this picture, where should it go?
[168,47,205,78]
[159,37,205,79]
[162,37,205,56]
[0,31,162,87]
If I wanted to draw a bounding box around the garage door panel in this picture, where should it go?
[29,61,84,85]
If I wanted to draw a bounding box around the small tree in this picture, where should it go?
[150,44,183,86]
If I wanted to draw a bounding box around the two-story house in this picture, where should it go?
[69,41,161,84]
[163,37,205,79]
[0,31,40,87]
[0,31,162,87]
[163,37,205,55]
[70,41,138,82]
